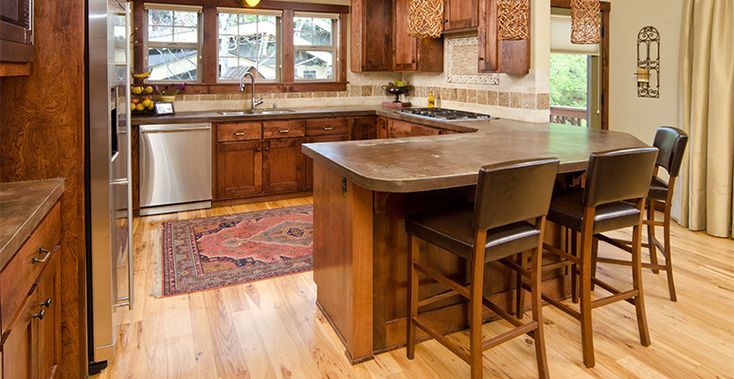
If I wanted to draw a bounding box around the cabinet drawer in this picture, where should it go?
[263,120,306,139]
[217,122,262,142]
[1,202,61,334]
[306,118,350,136]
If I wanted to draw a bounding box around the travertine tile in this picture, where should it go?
[477,90,488,105]
[510,92,523,108]
[466,89,477,103]
[456,88,467,102]
[487,90,498,105]
[536,93,550,110]
[522,93,536,109]
[498,92,510,107]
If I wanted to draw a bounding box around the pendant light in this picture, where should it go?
[497,0,530,41]
[408,0,443,39]
[570,0,601,44]
[243,0,261,7]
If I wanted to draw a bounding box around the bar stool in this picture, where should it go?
[405,158,559,379]
[541,147,658,368]
[595,127,689,301]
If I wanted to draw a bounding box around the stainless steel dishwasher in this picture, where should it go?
[139,123,212,215]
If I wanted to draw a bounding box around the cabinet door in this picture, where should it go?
[392,0,418,71]
[304,134,350,190]
[444,0,478,31]
[215,141,263,199]
[2,287,38,379]
[411,124,441,136]
[351,117,378,140]
[388,119,414,138]
[37,250,61,379]
[351,0,392,72]
[377,117,389,139]
[478,0,530,74]
[264,138,306,194]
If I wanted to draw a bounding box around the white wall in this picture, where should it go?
[607,0,684,143]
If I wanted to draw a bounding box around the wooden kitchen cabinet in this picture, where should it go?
[444,0,478,32]
[1,202,62,379]
[264,138,306,194]
[388,119,441,138]
[304,134,350,190]
[377,117,389,139]
[351,0,392,72]
[478,0,530,74]
[351,117,378,140]
[215,140,263,199]
[393,0,444,72]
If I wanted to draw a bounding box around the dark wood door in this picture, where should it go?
[2,286,38,379]
[264,138,306,194]
[444,0,478,31]
[351,117,378,140]
[215,141,263,199]
[304,134,350,190]
[37,250,61,379]
[392,0,418,71]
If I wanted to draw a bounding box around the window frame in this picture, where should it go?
[142,3,204,83]
[216,8,283,84]
[292,12,340,83]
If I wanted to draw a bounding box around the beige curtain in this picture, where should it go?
[677,0,734,238]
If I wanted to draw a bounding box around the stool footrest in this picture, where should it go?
[414,262,470,299]
[596,257,669,272]
[540,292,581,319]
[481,296,525,328]
[418,288,467,309]
[482,321,539,351]
[543,243,581,264]
[413,317,471,363]
[595,234,633,253]
[591,289,639,309]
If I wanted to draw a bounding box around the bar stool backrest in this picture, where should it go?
[473,158,560,230]
[583,148,659,208]
[653,127,689,177]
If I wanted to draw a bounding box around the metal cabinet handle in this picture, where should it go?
[41,298,52,308]
[234,131,246,136]
[32,248,51,264]
[265,145,270,152]
[323,127,333,131]
[278,129,290,134]
[33,309,46,320]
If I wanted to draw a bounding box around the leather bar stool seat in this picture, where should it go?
[406,206,541,263]
[548,188,641,233]
[648,177,668,201]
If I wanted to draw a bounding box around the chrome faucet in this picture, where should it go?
[240,71,264,112]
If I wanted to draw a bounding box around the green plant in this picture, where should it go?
[550,53,588,108]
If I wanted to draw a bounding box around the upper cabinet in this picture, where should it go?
[443,0,479,32]
[477,0,531,74]
[351,0,444,73]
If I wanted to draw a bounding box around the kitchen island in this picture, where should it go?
[301,118,648,363]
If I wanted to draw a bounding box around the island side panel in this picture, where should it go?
[312,162,374,363]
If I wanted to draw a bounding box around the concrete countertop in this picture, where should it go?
[0,178,64,269]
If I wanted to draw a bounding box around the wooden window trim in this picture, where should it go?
[142,4,204,83]
[131,0,349,93]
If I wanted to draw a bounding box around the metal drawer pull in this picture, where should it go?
[233,131,247,136]
[278,129,290,133]
[32,248,51,264]
[33,309,46,320]
[41,298,52,308]
[323,127,334,131]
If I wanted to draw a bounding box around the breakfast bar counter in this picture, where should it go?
[301,119,648,364]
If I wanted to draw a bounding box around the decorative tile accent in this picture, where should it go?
[447,36,501,85]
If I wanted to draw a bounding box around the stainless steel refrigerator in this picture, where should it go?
[85,0,133,374]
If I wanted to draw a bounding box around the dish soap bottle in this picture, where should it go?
[427,90,436,108]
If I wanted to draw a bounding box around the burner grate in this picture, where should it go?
[400,108,491,121]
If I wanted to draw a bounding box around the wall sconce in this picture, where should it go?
[242,0,261,7]
[636,26,659,98]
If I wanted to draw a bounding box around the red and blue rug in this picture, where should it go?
[159,205,313,296]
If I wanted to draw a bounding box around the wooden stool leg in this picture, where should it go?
[590,237,599,290]
[663,207,678,302]
[406,235,419,359]
[632,220,652,346]
[571,231,578,302]
[515,251,527,319]
[579,210,596,368]
[647,200,660,274]
[531,232,549,378]
[470,233,487,379]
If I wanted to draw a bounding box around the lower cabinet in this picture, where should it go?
[1,202,61,379]
[304,134,350,190]
[387,119,441,138]
[263,138,306,194]
[215,140,263,199]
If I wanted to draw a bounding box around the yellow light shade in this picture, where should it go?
[243,0,260,7]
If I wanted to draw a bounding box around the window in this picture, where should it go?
[217,9,281,82]
[293,13,338,81]
[144,4,202,82]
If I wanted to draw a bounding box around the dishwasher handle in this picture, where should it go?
[140,124,211,133]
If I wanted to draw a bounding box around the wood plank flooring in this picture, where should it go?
[96,197,734,378]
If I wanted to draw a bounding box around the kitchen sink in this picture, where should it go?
[217,109,295,116]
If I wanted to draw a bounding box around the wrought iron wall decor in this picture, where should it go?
[408,0,444,39]
[497,0,530,41]
[636,26,660,98]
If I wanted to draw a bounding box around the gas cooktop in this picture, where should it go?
[400,108,492,121]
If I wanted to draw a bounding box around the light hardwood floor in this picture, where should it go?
[97,197,734,378]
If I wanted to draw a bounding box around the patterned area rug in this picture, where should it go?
[158,205,313,297]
